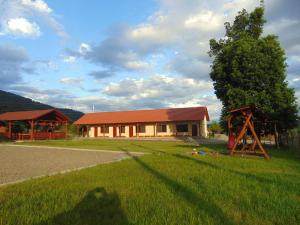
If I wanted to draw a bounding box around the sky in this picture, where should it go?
[0,0,299,120]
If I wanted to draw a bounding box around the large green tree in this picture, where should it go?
[209,6,298,132]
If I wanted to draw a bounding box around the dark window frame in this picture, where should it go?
[176,124,188,132]
[120,126,126,133]
[101,126,109,134]
[157,124,167,132]
[138,125,146,133]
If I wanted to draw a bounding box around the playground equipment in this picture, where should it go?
[227,106,270,160]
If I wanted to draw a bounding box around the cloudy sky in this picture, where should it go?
[0,0,299,120]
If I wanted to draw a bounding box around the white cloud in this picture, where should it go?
[60,77,83,85]
[0,0,67,38]
[125,61,151,70]
[290,55,300,63]
[184,10,223,31]
[79,43,91,55]
[10,85,76,109]
[168,55,211,79]
[222,0,258,14]
[63,56,77,64]
[130,24,166,41]
[21,0,52,13]
[8,78,222,120]
[6,17,41,37]
[104,74,213,100]
[0,44,29,87]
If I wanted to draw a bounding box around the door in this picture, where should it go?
[192,124,198,136]
[94,126,98,137]
[82,126,87,137]
[113,127,117,137]
[129,126,133,137]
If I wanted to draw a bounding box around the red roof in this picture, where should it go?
[74,107,209,125]
[0,109,70,121]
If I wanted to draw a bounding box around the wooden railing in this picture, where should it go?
[4,132,66,140]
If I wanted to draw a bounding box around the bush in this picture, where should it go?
[0,134,8,142]
[209,121,223,134]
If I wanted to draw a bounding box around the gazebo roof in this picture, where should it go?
[0,109,70,122]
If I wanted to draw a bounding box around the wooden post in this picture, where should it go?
[248,121,270,160]
[76,125,80,137]
[274,122,279,149]
[65,121,68,139]
[231,113,252,154]
[8,121,12,139]
[136,124,139,137]
[30,120,34,140]
[86,125,90,138]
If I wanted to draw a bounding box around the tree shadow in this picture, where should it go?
[172,154,297,191]
[122,150,236,225]
[129,143,165,154]
[37,187,130,225]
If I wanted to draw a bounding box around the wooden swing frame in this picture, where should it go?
[227,107,270,160]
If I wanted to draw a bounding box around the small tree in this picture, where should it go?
[209,121,223,134]
[209,4,298,133]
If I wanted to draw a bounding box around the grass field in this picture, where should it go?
[1,139,300,225]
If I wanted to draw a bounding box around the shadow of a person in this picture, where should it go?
[38,187,130,225]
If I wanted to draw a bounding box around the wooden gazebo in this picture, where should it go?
[0,109,70,140]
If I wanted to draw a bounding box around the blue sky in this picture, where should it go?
[0,0,299,120]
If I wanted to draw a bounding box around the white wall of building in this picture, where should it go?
[87,120,208,138]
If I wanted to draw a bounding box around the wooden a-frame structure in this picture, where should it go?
[227,106,270,160]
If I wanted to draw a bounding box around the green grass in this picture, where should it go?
[1,139,300,225]
[15,138,197,153]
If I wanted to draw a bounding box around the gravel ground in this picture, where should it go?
[0,145,142,186]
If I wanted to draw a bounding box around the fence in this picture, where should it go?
[279,130,300,151]
[3,132,66,140]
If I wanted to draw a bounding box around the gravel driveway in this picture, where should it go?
[0,145,142,186]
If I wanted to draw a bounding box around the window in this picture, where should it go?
[138,125,145,133]
[176,124,188,132]
[120,126,126,133]
[157,124,167,132]
[101,126,109,133]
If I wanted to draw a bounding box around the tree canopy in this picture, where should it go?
[209,5,298,132]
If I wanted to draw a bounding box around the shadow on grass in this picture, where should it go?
[37,187,130,225]
[130,143,165,154]
[122,150,236,225]
[172,154,299,191]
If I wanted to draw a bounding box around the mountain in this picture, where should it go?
[0,90,84,121]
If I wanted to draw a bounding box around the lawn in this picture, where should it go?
[1,139,300,225]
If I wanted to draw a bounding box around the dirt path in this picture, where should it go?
[0,145,142,186]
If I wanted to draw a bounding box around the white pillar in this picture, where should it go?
[200,116,208,137]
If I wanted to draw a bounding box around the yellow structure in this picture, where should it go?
[75,106,209,139]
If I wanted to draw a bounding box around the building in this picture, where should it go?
[0,109,70,140]
[74,106,209,138]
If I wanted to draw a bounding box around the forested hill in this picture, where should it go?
[0,90,84,121]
